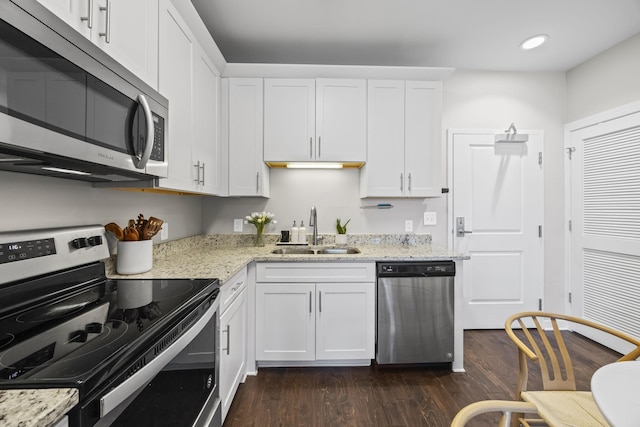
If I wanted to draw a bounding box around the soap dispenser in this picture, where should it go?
[291,221,299,244]
[298,221,306,244]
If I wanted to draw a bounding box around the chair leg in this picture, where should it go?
[451,400,539,427]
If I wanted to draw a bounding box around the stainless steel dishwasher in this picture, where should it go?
[376,261,455,365]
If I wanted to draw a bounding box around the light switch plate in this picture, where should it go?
[160,223,169,240]
[233,219,243,232]
[424,212,437,225]
[405,220,413,232]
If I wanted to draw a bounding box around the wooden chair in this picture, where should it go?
[504,311,640,427]
[450,400,539,427]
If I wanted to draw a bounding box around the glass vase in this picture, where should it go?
[255,225,265,247]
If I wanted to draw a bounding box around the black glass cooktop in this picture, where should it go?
[0,262,218,397]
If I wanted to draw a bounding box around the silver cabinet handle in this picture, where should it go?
[309,291,312,313]
[400,173,404,191]
[309,137,313,159]
[200,162,205,185]
[194,161,200,183]
[318,136,321,158]
[256,172,260,193]
[80,0,93,28]
[408,173,412,192]
[222,325,230,355]
[132,94,153,169]
[319,291,322,313]
[99,0,111,43]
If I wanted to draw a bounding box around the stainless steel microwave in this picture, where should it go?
[0,0,168,183]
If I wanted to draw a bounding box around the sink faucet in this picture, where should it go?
[309,206,318,245]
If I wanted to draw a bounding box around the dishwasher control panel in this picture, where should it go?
[377,261,455,277]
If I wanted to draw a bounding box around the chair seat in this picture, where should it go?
[521,391,610,427]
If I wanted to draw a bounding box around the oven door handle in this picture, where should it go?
[100,297,219,418]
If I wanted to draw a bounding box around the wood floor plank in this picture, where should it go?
[224,330,620,427]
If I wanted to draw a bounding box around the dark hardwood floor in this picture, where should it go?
[223,330,620,427]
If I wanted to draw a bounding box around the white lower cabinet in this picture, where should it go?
[255,262,375,364]
[219,268,248,422]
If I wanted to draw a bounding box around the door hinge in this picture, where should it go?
[569,292,572,304]
[538,225,542,237]
[566,147,576,160]
[568,220,572,232]
[538,152,543,165]
[538,299,543,311]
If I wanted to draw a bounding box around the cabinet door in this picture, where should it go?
[315,283,375,360]
[255,284,315,361]
[220,288,247,422]
[158,1,195,191]
[263,79,315,162]
[404,81,442,197]
[193,46,223,195]
[361,80,405,197]
[36,0,92,37]
[228,78,270,196]
[315,79,366,162]
[92,0,159,88]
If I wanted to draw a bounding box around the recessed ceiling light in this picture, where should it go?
[520,34,548,50]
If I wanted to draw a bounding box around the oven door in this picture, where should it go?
[95,298,221,427]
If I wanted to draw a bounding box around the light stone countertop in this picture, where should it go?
[3,234,468,427]
[0,388,78,427]
[106,234,469,283]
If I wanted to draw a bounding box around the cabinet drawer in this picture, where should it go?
[220,267,247,313]
[256,262,375,283]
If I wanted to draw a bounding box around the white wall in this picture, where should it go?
[567,33,640,122]
[0,172,203,242]
[202,168,440,237]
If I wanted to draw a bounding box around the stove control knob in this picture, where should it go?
[71,238,88,249]
[69,329,88,343]
[86,322,103,334]
[87,236,103,246]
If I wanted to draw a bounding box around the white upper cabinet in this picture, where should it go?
[226,78,270,197]
[315,79,367,162]
[361,80,442,198]
[158,0,223,195]
[263,78,366,164]
[36,0,159,88]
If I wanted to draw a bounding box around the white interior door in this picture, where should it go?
[449,130,544,329]
[567,109,640,353]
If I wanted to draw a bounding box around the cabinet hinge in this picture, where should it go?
[538,225,542,237]
[538,299,543,311]
[538,152,543,165]
[568,220,572,232]
[569,292,572,304]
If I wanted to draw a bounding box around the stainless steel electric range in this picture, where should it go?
[0,225,221,427]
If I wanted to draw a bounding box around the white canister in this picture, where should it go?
[117,240,153,275]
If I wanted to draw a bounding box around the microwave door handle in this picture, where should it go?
[133,94,154,169]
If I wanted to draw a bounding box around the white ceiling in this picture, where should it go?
[191,0,640,72]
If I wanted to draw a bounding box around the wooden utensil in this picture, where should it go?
[104,223,124,241]
[144,217,163,239]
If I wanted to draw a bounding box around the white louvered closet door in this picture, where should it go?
[568,109,640,353]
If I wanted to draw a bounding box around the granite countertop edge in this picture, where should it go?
[0,388,78,427]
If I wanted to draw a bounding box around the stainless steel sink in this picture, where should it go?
[271,248,315,255]
[316,247,361,254]
[270,247,360,255]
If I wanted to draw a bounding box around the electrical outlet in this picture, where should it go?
[405,220,413,232]
[233,219,243,232]
[423,212,437,225]
[160,222,169,240]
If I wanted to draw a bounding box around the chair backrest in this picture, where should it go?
[504,311,640,397]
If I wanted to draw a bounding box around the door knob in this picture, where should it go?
[456,217,473,237]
